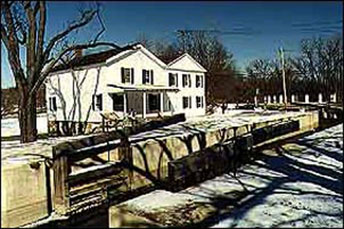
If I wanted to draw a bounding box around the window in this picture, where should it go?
[169,73,178,87]
[182,96,192,109]
[111,94,124,111]
[196,75,203,88]
[92,94,103,111]
[121,67,134,84]
[196,96,204,108]
[49,97,57,112]
[142,70,154,84]
[183,97,188,109]
[182,74,191,87]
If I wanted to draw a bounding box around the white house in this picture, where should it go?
[45,43,207,131]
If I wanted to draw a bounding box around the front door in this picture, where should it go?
[148,94,160,113]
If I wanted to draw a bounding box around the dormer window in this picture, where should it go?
[142,70,154,84]
[121,67,134,84]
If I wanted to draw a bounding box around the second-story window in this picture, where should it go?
[169,73,178,87]
[196,75,203,88]
[142,70,154,84]
[182,74,191,87]
[121,67,134,84]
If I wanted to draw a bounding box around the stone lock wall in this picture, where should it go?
[1,158,51,228]
[126,112,319,191]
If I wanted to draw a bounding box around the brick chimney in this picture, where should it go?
[74,48,83,59]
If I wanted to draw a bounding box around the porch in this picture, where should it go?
[106,84,179,119]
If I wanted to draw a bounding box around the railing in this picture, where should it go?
[51,114,186,215]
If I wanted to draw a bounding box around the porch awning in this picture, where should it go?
[107,84,180,93]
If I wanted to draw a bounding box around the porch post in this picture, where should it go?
[142,92,146,118]
[160,92,164,113]
[123,93,127,115]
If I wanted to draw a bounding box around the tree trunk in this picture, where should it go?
[18,88,37,143]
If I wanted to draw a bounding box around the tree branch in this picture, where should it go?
[1,0,26,87]
[29,41,121,98]
[34,1,46,77]
[43,9,97,63]
[22,1,37,86]
[92,6,105,44]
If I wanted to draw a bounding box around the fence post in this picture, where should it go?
[52,147,70,215]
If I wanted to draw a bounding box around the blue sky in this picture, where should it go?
[1,1,342,88]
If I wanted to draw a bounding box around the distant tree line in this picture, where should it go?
[1,86,46,117]
[243,35,343,103]
[138,31,343,106]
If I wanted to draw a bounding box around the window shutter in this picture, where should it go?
[189,75,191,88]
[169,73,172,86]
[53,98,57,111]
[49,98,51,111]
[142,70,145,84]
[97,94,103,111]
[176,74,178,87]
[121,67,125,83]
[92,95,95,111]
[131,68,134,84]
[151,70,154,85]
[100,94,103,111]
[189,96,192,108]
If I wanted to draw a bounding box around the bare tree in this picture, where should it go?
[291,35,343,102]
[1,1,119,142]
[135,32,154,50]
[175,30,235,105]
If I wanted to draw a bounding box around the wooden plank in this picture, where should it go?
[52,153,70,215]
[53,114,186,159]
[67,163,123,186]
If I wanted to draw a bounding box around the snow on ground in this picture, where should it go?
[176,123,343,228]
[123,190,194,213]
[111,123,342,228]
[1,113,48,137]
[1,134,94,160]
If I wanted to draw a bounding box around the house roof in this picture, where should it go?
[167,53,207,72]
[50,43,140,73]
[50,42,207,73]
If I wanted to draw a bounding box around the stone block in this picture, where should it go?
[1,158,49,227]
[109,190,216,227]
[109,207,160,228]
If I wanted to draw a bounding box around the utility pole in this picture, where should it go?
[279,47,288,109]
